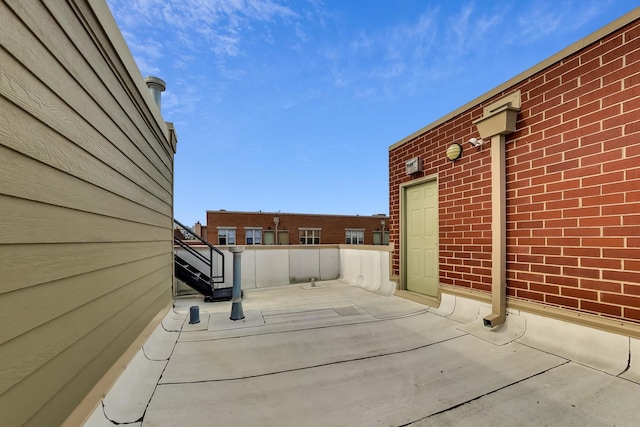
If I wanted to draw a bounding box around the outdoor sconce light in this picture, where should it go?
[446,143,463,161]
[469,137,485,147]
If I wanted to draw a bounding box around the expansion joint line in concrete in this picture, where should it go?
[157,334,465,386]
[352,301,430,320]
[98,398,143,426]
[100,315,184,425]
[178,308,432,343]
[397,360,571,427]
[617,337,632,377]
[514,339,635,379]
[141,345,168,362]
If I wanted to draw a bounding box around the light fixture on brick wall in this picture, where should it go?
[446,143,463,161]
[469,137,485,147]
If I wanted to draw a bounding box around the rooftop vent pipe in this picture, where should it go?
[144,76,166,110]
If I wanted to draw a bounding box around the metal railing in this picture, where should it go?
[173,219,224,286]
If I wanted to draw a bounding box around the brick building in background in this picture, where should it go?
[389,11,640,331]
[206,210,390,246]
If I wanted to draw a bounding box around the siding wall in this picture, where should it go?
[0,1,175,425]
[389,13,640,325]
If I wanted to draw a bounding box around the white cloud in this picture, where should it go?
[161,82,201,116]
[517,5,562,40]
[350,32,373,53]
[368,63,406,80]
[513,0,608,45]
[108,0,299,60]
[105,0,614,118]
[106,0,304,116]
[295,22,309,43]
[440,1,509,60]
[446,3,475,56]
[565,0,612,31]
[320,7,441,100]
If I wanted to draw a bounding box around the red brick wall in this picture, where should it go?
[206,211,389,245]
[389,19,640,323]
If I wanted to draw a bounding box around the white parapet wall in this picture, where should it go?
[236,246,341,288]
[339,245,396,296]
[426,291,638,377]
[174,245,394,294]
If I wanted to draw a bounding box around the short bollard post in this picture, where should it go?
[229,246,245,320]
[189,306,200,324]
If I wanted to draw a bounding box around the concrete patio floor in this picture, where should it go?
[85,281,640,426]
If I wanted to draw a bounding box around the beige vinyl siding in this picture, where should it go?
[0,0,175,425]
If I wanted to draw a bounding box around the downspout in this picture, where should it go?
[486,132,507,328]
[472,92,520,328]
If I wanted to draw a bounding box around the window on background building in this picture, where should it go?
[299,229,321,245]
[264,230,290,245]
[278,230,290,245]
[245,228,262,245]
[263,230,275,245]
[373,231,390,245]
[217,228,236,245]
[346,229,364,244]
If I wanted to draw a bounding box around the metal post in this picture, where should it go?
[209,246,213,287]
[273,217,279,245]
[229,246,245,320]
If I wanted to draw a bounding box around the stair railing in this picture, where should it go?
[173,219,224,286]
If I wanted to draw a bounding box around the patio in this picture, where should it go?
[84,280,640,426]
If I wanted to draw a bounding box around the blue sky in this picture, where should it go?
[106,0,636,226]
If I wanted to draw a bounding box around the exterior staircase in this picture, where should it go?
[174,219,232,302]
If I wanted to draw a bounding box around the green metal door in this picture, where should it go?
[405,180,438,296]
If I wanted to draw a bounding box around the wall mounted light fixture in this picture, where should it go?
[469,137,485,147]
[446,143,463,161]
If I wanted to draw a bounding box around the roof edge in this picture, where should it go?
[88,0,171,141]
[206,210,389,218]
